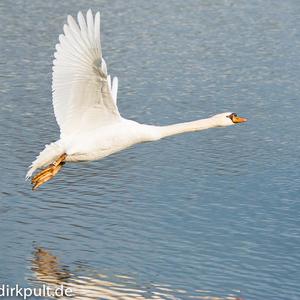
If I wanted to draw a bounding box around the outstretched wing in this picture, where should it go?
[52,10,120,138]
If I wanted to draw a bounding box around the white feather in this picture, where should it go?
[112,77,118,103]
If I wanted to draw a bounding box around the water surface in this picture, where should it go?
[0,0,299,299]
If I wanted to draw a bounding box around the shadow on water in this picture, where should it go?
[28,246,243,300]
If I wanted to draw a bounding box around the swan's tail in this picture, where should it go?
[26,141,65,181]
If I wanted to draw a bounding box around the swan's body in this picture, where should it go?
[27,10,247,189]
[51,120,158,163]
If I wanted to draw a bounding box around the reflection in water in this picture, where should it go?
[30,247,243,300]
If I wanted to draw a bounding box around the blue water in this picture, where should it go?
[0,0,299,299]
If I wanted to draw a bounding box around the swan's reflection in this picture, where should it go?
[30,247,242,300]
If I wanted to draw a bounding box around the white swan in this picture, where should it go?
[27,10,247,190]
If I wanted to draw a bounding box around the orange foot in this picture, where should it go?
[31,153,67,190]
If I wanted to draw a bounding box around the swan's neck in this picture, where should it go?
[142,117,218,141]
[157,117,217,139]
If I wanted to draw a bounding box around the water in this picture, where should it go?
[0,0,299,299]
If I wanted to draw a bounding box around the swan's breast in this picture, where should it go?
[64,119,154,162]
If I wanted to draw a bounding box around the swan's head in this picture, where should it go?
[211,112,248,127]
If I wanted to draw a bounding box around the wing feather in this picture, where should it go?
[112,77,118,104]
[52,10,120,138]
[94,12,101,47]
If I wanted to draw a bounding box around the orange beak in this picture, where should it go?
[232,115,248,123]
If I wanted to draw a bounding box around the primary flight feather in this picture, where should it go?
[27,10,247,190]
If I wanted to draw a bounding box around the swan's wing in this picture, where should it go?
[52,10,120,138]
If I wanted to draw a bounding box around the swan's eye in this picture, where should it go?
[227,113,237,119]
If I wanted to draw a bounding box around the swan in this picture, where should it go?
[27,10,247,190]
